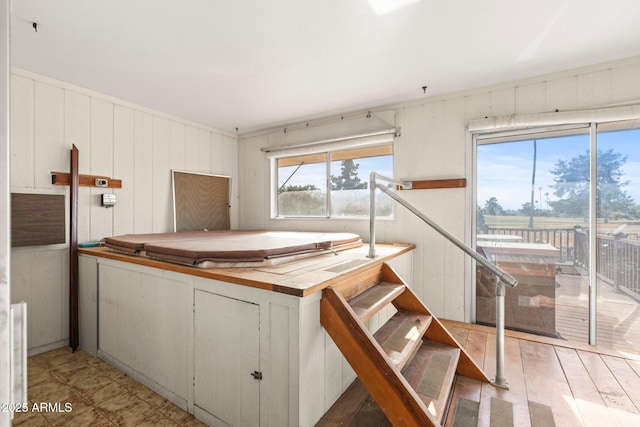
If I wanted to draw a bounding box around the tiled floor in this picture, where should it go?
[12,347,206,426]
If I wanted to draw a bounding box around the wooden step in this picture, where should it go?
[317,338,460,427]
[348,282,405,323]
[402,339,461,423]
[315,379,389,427]
[373,311,432,369]
[320,263,490,427]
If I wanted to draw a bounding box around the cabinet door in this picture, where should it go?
[194,290,260,427]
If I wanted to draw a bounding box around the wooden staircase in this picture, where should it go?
[320,262,490,427]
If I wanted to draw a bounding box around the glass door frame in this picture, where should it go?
[470,121,605,345]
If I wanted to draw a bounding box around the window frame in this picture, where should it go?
[272,144,394,219]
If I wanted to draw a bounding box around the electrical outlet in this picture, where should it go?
[95,178,108,187]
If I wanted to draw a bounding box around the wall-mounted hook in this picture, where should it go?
[32,22,38,32]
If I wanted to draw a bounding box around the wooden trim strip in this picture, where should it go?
[399,178,466,190]
[78,243,416,298]
[51,171,122,188]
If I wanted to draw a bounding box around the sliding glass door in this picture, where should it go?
[475,121,640,353]
[594,123,640,353]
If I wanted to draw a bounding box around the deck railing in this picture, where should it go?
[486,226,640,302]
[486,226,576,261]
[368,172,517,389]
[575,229,640,302]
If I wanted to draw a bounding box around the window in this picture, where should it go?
[276,145,393,218]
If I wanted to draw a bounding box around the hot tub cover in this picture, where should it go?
[104,230,362,266]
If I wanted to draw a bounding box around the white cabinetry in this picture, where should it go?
[97,261,190,406]
[194,290,260,426]
[78,246,413,426]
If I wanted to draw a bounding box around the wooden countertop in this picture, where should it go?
[79,243,414,297]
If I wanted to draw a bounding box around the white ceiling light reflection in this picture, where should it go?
[368,0,421,15]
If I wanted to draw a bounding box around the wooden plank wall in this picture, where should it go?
[238,56,640,323]
[9,68,239,353]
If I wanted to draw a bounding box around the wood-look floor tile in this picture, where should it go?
[11,408,50,426]
[33,347,91,369]
[26,348,203,427]
[27,364,58,387]
[180,416,209,426]
[157,400,197,426]
[40,398,93,426]
[90,359,129,382]
[117,376,157,400]
[71,369,115,394]
[29,378,85,406]
[52,407,114,427]
[139,389,170,409]
[134,412,180,426]
[79,379,134,406]
[50,363,97,384]
[98,394,156,427]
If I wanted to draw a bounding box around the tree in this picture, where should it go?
[279,184,318,193]
[549,149,634,221]
[331,159,367,190]
[483,197,504,216]
[519,202,535,216]
[477,204,487,233]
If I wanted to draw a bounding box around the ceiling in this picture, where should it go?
[11,0,640,134]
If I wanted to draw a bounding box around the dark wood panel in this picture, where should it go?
[403,178,467,190]
[11,193,65,247]
[396,178,466,190]
[172,171,230,232]
[51,171,122,188]
[69,145,79,351]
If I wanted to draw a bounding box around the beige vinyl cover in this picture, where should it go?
[104,230,362,266]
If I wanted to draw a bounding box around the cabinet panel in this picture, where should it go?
[98,264,189,399]
[194,290,260,427]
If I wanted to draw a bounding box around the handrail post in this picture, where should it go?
[368,172,411,258]
[368,172,377,258]
[368,171,516,389]
[491,280,509,389]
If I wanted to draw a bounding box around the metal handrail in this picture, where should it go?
[368,172,517,389]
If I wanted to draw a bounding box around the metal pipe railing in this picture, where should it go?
[368,172,517,389]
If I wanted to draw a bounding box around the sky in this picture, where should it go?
[477,128,640,211]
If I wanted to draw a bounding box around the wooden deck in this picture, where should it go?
[556,267,640,354]
[445,320,640,427]
[318,320,640,426]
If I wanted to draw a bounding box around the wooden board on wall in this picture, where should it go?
[11,193,65,247]
[172,171,230,232]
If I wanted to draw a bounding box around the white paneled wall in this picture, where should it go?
[238,56,640,322]
[10,68,239,353]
